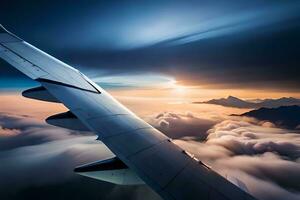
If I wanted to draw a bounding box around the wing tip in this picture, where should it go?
[0,24,8,33]
[0,24,11,34]
[0,24,23,42]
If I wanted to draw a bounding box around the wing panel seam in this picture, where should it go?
[102,127,153,140]
[126,138,168,159]
[162,158,193,191]
[37,78,100,94]
[0,43,45,72]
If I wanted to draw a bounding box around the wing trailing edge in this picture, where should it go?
[74,157,144,185]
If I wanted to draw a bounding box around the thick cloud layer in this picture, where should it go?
[145,110,300,199]
[0,113,160,200]
[0,113,110,187]
[1,107,300,200]
[174,118,300,200]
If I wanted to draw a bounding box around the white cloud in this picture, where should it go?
[174,118,300,200]
[147,111,216,139]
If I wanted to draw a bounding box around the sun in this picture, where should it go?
[174,85,187,95]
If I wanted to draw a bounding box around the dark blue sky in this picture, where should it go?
[1,0,300,91]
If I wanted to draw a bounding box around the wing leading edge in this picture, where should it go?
[0,25,257,200]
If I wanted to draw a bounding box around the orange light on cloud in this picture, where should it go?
[0,94,67,119]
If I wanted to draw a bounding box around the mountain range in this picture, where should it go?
[194,96,300,109]
[237,105,300,129]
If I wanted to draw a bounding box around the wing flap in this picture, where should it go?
[74,157,144,185]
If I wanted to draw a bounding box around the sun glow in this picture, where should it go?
[173,85,187,95]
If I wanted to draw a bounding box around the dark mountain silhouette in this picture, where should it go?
[238,105,300,129]
[194,96,300,109]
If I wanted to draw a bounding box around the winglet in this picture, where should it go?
[0,24,8,33]
[0,24,22,42]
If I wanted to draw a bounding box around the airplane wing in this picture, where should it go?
[0,25,257,200]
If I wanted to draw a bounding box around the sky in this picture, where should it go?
[1,0,300,99]
[1,1,300,200]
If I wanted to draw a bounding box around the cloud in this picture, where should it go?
[1,105,300,200]
[0,113,111,187]
[147,111,216,139]
[206,119,300,159]
[0,113,160,200]
[145,111,300,199]
[0,113,91,151]
[219,168,300,200]
[0,125,20,136]
[174,118,300,200]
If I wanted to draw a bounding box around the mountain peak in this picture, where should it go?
[227,95,239,100]
[240,105,300,129]
[194,96,300,109]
